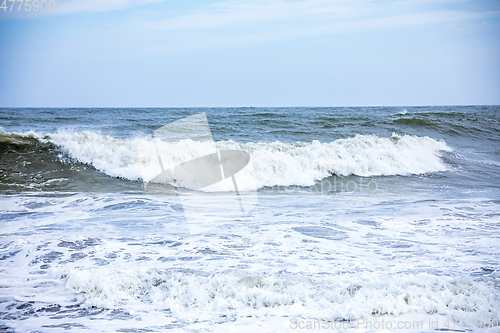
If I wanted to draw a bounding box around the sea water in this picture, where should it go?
[0,106,499,332]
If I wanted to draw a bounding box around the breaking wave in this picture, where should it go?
[0,130,452,191]
[65,267,500,322]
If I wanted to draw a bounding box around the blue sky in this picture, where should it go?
[0,0,499,107]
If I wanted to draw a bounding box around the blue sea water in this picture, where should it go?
[0,106,499,332]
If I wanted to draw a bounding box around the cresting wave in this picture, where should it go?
[65,267,499,322]
[0,130,452,191]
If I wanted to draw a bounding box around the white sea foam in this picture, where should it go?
[65,267,499,322]
[44,131,452,191]
[2,191,499,332]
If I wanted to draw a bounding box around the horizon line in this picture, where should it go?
[1,104,499,109]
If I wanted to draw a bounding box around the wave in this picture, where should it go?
[65,267,499,322]
[389,110,500,139]
[0,130,452,191]
[393,117,435,126]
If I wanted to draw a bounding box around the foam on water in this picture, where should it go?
[64,267,499,322]
[1,191,499,331]
[41,131,452,190]
[1,107,499,332]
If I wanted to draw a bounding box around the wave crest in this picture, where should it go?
[1,130,452,191]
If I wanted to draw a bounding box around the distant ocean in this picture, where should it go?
[1,106,499,332]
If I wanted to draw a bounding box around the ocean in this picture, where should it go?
[0,106,499,332]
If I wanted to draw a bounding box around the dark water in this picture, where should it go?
[1,106,498,141]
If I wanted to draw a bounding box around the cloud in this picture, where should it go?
[146,0,499,33]
[311,9,500,35]
[148,0,366,30]
[119,4,498,57]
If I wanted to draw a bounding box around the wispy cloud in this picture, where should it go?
[120,2,499,57]
[300,9,500,36]
[4,0,497,56]
[145,0,499,33]
[149,0,366,30]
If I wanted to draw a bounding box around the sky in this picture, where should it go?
[0,0,499,107]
